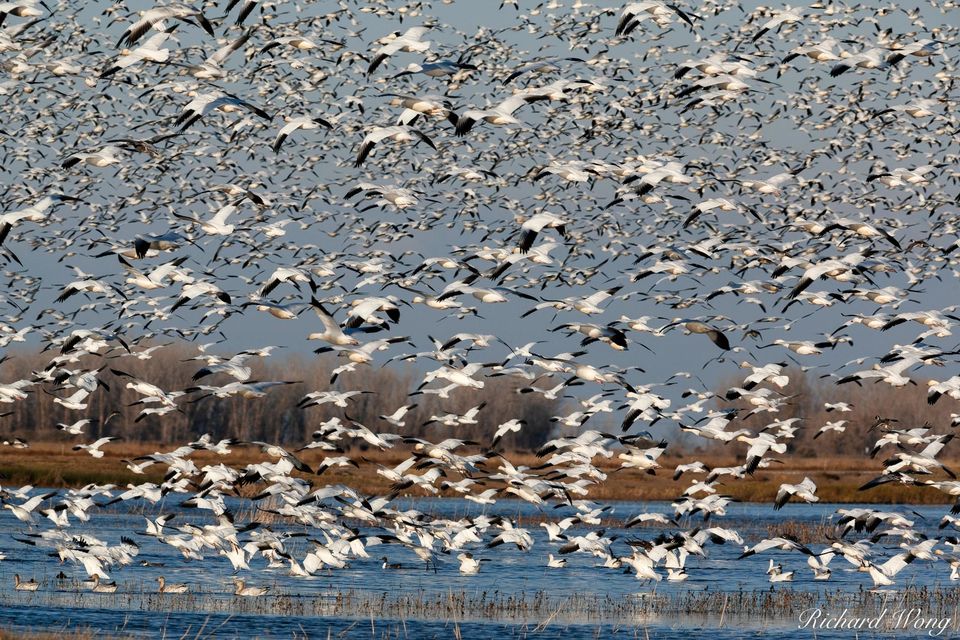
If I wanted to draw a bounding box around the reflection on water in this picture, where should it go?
[0,499,958,638]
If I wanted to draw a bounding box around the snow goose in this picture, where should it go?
[367,25,433,75]
[116,3,214,47]
[354,125,436,167]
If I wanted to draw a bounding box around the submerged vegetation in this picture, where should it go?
[4,585,960,629]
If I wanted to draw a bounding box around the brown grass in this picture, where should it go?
[0,442,954,505]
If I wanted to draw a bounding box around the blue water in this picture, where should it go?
[1,498,958,638]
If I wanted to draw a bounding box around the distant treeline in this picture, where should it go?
[713,367,958,457]
[0,345,562,450]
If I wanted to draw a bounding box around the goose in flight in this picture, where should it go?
[259,35,343,56]
[453,95,539,137]
[73,436,120,458]
[867,164,941,188]
[129,231,196,259]
[814,420,847,440]
[501,56,587,84]
[307,298,359,346]
[781,37,841,67]
[683,198,760,228]
[781,251,873,301]
[345,296,403,329]
[523,286,621,318]
[100,32,174,79]
[367,25,433,75]
[273,115,332,153]
[57,419,94,436]
[661,319,731,351]
[830,48,886,77]
[674,54,756,79]
[55,269,121,304]
[386,93,458,126]
[4,491,56,523]
[379,403,418,428]
[248,441,312,474]
[190,353,254,381]
[186,380,297,401]
[0,1,42,25]
[176,92,271,132]
[118,255,188,290]
[886,39,942,66]
[1,194,79,247]
[774,477,818,510]
[739,536,812,559]
[62,146,123,169]
[186,28,254,79]
[873,98,942,121]
[354,126,436,167]
[116,3,214,48]
[424,402,486,427]
[517,211,568,253]
[223,0,260,25]
[749,5,803,43]
[878,434,956,479]
[170,280,232,312]
[392,58,477,79]
[257,267,316,297]
[297,389,373,409]
[817,218,900,249]
[491,419,525,446]
[860,552,917,587]
[615,2,695,37]
[807,551,835,580]
[624,161,692,196]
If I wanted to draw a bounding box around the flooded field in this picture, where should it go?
[1,0,958,637]
[1,497,958,638]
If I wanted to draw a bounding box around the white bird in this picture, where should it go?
[354,126,436,167]
[56,419,93,436]
[72,437,120,459]
[379,403,418,428]
[272,115,332,154]
[307,298,359,346]
[831,48,887,77]
[774,477,819,510]
[767,559,794,582]
[367,26,433,75]
[807,551,835,580]
[4,491,56,524]
[176,92,270,131]
[100,32,174,78]
[117,4,214,47]
[457,552,487,575]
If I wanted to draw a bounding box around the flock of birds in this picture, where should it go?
[0,0,958,600]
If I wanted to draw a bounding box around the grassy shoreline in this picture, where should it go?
[0,441,953,505]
